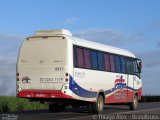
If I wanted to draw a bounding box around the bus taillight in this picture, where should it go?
[17,78,19,81]
[65,73,69,77]
[65,78,68,82]
[16,73,19,76]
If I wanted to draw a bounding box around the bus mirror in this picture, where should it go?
[138,62,142,73]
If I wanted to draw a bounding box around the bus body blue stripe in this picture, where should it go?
[69,75,138,98]
[69,75,97,98]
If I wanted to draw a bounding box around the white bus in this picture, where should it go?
[16,29,142,114]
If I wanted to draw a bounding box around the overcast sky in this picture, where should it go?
[0,0,160,95]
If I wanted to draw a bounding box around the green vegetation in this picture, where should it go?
[0,96,48,113]
[0,96,160,113]
[140,96,160,103]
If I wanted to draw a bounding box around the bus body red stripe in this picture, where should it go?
[17,90,72,99]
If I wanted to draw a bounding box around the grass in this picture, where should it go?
[0,96,48,113]
[0,95,160,113]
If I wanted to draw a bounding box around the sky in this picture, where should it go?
[0,0,160,95]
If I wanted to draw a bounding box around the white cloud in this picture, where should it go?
[142,69,160,95]
[0,56,16,96]
[63,18,77,24]
[0,33,22,41]
[150,21,160,31]
[157,41,160,47]
[74,29,146,46]
[0,33,23,57]
[0,33,23,96]
[137,49,160,95]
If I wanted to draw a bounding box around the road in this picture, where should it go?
[1,102,160,120]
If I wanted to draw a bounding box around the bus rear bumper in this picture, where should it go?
[17,90,72,99]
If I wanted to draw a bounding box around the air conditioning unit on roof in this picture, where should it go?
[35,29,72,36]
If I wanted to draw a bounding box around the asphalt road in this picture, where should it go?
[1,102,160,120]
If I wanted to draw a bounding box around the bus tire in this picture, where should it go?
[129,95,138,110]
[92,95,104,114]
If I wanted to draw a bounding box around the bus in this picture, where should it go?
[16,29,142,114]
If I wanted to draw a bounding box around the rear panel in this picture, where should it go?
[17,37,70,97]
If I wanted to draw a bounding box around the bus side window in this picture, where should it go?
[120,56,126,73]
[126,58,134,74]
[109,54,116,72]
[76,48,85,68]
[91,51,98,70]
[84,49,91,69]
[73,46,78,67]
[97,52,105,71]
[115,55,121,73]
[104,54,110,72]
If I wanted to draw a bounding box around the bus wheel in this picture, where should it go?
[92,95,104,114]
[49,104,61,113]
[129,95,138,110]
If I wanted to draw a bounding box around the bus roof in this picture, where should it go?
[35,29,72,37]
[32,29,136,58]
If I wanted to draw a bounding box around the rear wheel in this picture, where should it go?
[129,95,138,110]
[92,95,104,114]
